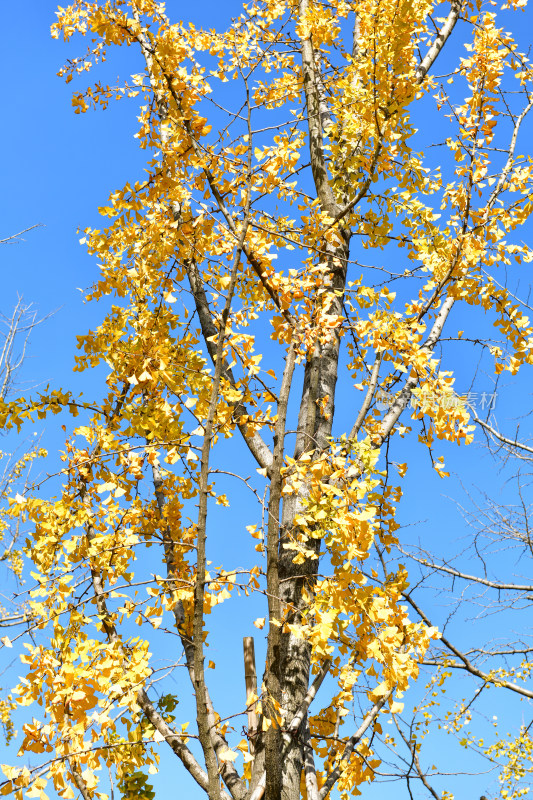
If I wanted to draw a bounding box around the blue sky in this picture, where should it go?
[2,2,533,800]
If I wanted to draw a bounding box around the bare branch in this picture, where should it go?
[349,351,383,438]
[415,0,462,83]
[474,415,533,458]
[303,719,320,800]
[0,299,53,401]
[0,224,42,246]
[394,720,442,800]
[285,659,332,737]
[397,545,533,592]
[403,590,533,700]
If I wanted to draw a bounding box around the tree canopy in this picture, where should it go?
[2,1,533,800]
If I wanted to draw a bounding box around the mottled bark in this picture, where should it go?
[263,347,296,800]
[276,234,350,800]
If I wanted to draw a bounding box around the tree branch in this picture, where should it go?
[298,0,341,217]
[303,719,320,800]
[349,351,382,438]
[403,590,533,700]
[131,12,275,474]
[151,461,247,800]
[192,204,252,800]
[415,0,463,83]
[185,259,273,472]
[319,690,393,799]
[67,759,91,800]
[74,379,221,800]
[377,294,455,444]
[137,688,228,797]
[0,224,42,245]
[397,545,533,592]
[474,414,533,458]
[86,502,219,796]
[394,720,442,800]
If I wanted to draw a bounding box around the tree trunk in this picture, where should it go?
[262,233,350,800]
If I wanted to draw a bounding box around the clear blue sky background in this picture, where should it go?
[1,2,533,800]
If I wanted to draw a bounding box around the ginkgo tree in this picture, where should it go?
[1,1,533,799]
